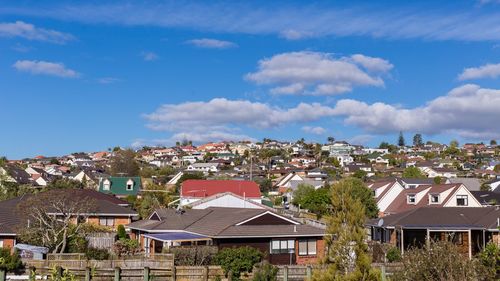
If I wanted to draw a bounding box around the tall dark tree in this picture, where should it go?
[490,140,497,146]
[398,131,406,147]
[327,136,335,144]
[413,133,423,147]
[109,149,140,176]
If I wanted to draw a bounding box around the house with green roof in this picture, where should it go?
[98,176,141,197]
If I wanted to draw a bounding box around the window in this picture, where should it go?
[407,194,416,204]
[447,232,463,245]
[99,217,115,227]
[0,240,3,248]
[456,195,468,206]
[298,239,317,256]
[103,179,110,191]
[430,194,440,204]
[126,179,134,191]
[270,239,295,254]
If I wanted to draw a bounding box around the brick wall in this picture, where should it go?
[295,238,325,265]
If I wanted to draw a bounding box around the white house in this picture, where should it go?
[186,163,220,173]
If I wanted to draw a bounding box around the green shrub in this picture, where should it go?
[252,261,278,281]
[85,247,109,260]
[214,246,263,280]
[67,235,88,253]
[479,242,500,279]
[386,246,402,263]
[117,225,127,240]
[113,239,140,257]
[0,248,23,273]
[167,246,218,266]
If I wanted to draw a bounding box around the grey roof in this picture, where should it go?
[399,178,435,185]
[471,191,500,205]
[449,178,481,191]
[369,207,500,230]
[128,207,324,238]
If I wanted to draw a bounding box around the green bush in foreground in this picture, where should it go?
[214,246,263,280]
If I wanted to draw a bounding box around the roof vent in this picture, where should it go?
[293,225,297,232]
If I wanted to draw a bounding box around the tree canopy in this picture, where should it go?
[402,166,426,179]
[108,149,140,176]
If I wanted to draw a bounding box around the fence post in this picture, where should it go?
[85,267,91,281]
[114,267,121,281]
[306,265,312,280]
[172,266,176,281]
[283,266,288,281]
[200,265,207,281]
[144,266,150,281]
[0,269,5,281]
[381,265,386,281]
[228,270,233,281]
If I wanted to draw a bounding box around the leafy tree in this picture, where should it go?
[0,156,7,166]
[313,178,380,281]
[46,178,84,190]
[109,149,140,176]
[0,248,23,273]
[490,140,497,146]
[433,176,443,184]
[353,169,367,180]
[479,242,500,279]
[327,136,335,144]
[293,185,331,217]
[413,134,423,147]
[215,246,263,280]
[386,247,402,263]
[402,166,426,179]
[450,139,459,148]
[343,178,379,219]
[398,131,406,147]
[393,241,487,281]
[117,225,127,240]
[256,178,273,193]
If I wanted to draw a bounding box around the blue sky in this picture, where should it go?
[1,0,500,159]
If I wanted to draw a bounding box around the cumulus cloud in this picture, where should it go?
[245,51,391,95]
[141,51,159,61]
[144,98,337,144]
[302,126,327,135]
[0,21,74,44]
[13,60,80,78]
[186,38,237,49]
[331,84,500,139]
[348,135,374,145]
[458,63,500,80]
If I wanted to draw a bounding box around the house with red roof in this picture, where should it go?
[179,180,261,206]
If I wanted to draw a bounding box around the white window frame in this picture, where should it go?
[270,239,295,254]
[99,217,115,227]
[298,239,317,256]
[103,179,110,191]
[0,240,3,248]
[430,194,440,204]
[407,194,416,204]
[456,195,468,206]
[126,179,134,191]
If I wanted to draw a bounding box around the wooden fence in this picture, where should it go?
[86,232,116,250]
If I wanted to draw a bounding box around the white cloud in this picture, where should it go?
[458,63,500,80]
[302,126,327,135]
[332,84,500,139]
[97,77,120,84]
[141,51,159,61]
[0,21,74,44]
[6,3,500,41]
[348,135,374,145]
[279,30,313,40]
[245,51,391,95]
[13,60,80,78]
[186,38,237,49]
[144,98,337,144]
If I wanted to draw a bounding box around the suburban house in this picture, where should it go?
[186,163,220,173]
[184,192,272,210]
[98,176,142,197]
[383,183,482,215]
[127,207,325,264]
[368,207,500,259]
[179,180,261,206]
[0,189,137,252]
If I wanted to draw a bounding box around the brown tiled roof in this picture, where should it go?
[127,207,323,238]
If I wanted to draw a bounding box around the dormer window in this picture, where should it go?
[126,179,134,191]
[457,195,468,206]
[103,179,110,190]
[430,194,440,204]
[407,194,416,204]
